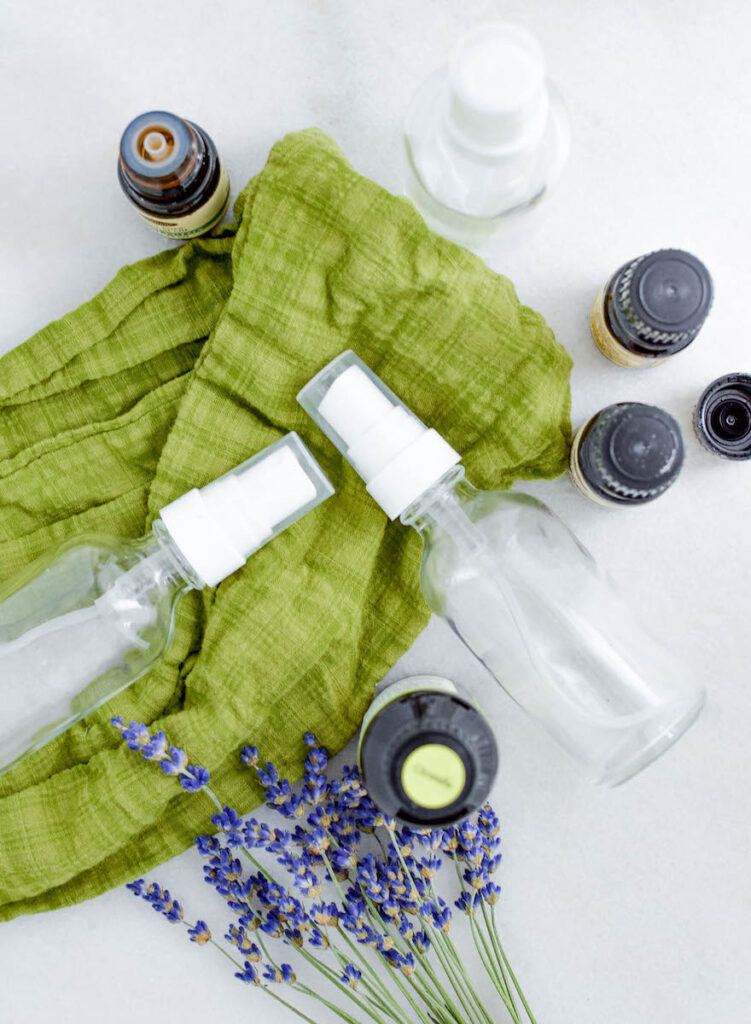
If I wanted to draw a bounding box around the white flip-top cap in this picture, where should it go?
[447,22,549,154]
[159,433,334,587]
[297,351,461,520]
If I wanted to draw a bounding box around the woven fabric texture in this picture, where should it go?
[0,128,571,921]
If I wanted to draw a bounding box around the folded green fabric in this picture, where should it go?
[0,128,571,921]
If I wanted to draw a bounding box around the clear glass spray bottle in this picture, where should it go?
[0,434,333,776]
[299,352,705,786]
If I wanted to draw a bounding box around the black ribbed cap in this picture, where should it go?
[578,402,684,504]
[608,249,713,357]
[359,688,497,827]
[694,373,751,460]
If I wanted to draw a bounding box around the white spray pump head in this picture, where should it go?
[297,351,461,520]
[447,22,549,155]
[159,432,334,587]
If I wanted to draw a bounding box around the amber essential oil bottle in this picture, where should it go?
[118,110,230,239]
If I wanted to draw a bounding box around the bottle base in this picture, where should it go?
[404,150,541,252]
[594,694,705,788]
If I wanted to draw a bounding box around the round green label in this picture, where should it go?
[400,744,466,809]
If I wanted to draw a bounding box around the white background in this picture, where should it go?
[1,1,750,1021]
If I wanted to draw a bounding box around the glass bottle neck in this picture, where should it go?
[145,521,203,592]
[401,466,478,536]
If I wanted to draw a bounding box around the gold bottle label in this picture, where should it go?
[590,287,667,369]
[569,419,619,508]
[137,163,231,239]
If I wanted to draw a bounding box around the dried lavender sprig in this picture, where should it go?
[114,725,400,1023]
[114,720,534,1024]
[242,736,516,1024]
[242,741,504,1024]
[111,717,220,809]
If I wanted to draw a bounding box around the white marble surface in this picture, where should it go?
[1,1,750,1021]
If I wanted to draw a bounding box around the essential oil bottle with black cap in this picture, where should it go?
[118,110,230,240]
[358,675,498,827]
[694,373,751,460]
[570,402,685,507]
[591,249,713,368]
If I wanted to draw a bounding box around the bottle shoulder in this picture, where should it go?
[0,527,194,646]
[417,488,596,611]
[0,532,138,601]
[421,487,554,544]
[404,70,570,219]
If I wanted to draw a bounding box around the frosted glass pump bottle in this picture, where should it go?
[404,22,570,248]
[298,353,705,786]
[0,434,333,776]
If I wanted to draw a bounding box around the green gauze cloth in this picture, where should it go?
[0,128,571,922]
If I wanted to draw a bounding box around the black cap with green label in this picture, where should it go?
[358,675,498,827]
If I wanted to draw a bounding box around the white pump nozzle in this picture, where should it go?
[159,433,334,586]
[298,352,461,520]
[447,23,549,154]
